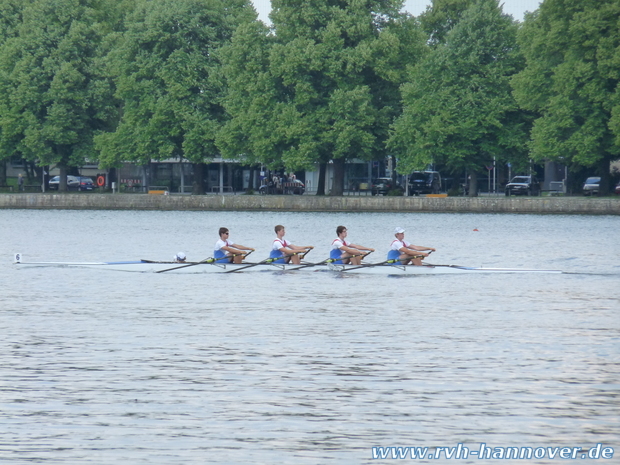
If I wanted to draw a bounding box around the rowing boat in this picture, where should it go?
[13,254,562,275]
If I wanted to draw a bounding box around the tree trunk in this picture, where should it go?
[0,160,6,187]
[391,155,397,183]
[192,162,205,195]
[468,171,478,197]
[33,165,47,192]
[316,162,327,196]
[149,162,157,188]
[331,158,345,196]
[108,167,117,188]
[59,165,68,191]
[247,167,255,191]
[598,158,611,196]
[24,160,36,181]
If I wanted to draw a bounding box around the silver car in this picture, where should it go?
[48,175,80,191]
[582,177,600,196]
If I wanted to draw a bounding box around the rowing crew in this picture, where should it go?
[175,225,436,266]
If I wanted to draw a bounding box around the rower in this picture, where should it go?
[214,227,255,264]
[330,226,374,265]
[173,252,186,263]
[269,225,313,264]
[388,227,435,265]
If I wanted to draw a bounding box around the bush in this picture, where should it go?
[447,186,461,197]
[387,188,404,196]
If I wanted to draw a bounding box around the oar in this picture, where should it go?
[356,250,374,262]
[287,257,337,271]
[224,252,302,273]
[157,257,216,273]
[157,253,242,273]
[422,262,464,269]
[290,251,371,271]
[338,255,425,272]
[297,247,314,261]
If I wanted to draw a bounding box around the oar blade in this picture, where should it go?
[157,257,215,273]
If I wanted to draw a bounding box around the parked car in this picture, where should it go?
[505,175,540,196]
[48,175,94,191]
[76,176,95,191]
[582,177,600,196]
[48,175,80,191]
[371,177,399,196]
[259,179,305,195]
[408,171,442,195]
[615,182,620,195]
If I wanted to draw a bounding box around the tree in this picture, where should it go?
[511,0,620,195]
[418,0,477,46]
[95,0,255,194]
[0,0,119,190]
[0,0,31,185]
[389,0,527,196]
[218,0,426,195]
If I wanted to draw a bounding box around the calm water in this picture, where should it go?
[1,209,619,464]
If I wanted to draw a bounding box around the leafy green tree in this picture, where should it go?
[418,0,477,46]
[511,0,620,195]
[0,0,31,185]
[95,0,255,194]
[389,0,526,195]
[218,0,426,195]
[0,0,27,44]
[0,0,119,190]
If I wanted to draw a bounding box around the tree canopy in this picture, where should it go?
[94,0,255,170]
[418,0,477,46]
[218,0,427,195]
[1,0,618,195]
[390,0,527,194]
[511,0,620,194]
[0,0,118,188]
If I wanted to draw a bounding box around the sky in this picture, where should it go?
[250,0,542,24]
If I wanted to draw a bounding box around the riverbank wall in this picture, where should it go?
[1,193,618,214]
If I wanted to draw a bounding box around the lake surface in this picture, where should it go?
[1,209,619,464]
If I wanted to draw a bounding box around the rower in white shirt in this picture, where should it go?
[329,226,374,265]
[269,225,313,264]
[214,227,255,264]
[388,227,435,265]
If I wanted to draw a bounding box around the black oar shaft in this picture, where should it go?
[287,258,335,270]
[157,253,244,273]
[289,251,369,270]
[337,255,424,272]
[157,257,214,273]
[225,249,312,273]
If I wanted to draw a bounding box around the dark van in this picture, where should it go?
[408,171,442,195]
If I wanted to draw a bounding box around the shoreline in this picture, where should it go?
[1,193,619,214]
